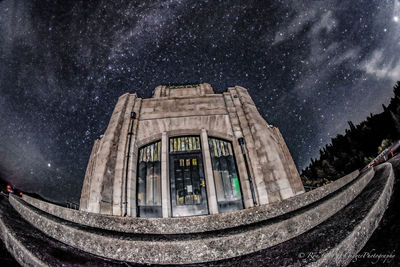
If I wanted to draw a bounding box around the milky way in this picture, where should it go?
[1,0,400,203]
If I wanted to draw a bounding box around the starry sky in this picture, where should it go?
[1,0,400,203]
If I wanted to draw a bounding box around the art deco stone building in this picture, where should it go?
[2,83,392,265]
[80,83,305,217]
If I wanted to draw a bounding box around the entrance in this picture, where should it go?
[169,153,208,217]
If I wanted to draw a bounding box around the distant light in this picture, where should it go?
[48,163,51,167]
[6,185,13,193]
[394,16,399,22]
[384,28,387,32]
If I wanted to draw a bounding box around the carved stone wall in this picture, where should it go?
[80,83,305,216]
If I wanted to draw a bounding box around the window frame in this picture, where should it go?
[136,140,162,218]
[207,136,244,213]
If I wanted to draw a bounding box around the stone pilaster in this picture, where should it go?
[235,86,295,202]
[161,132,170,217]
[200,129,219,214]
[273,127,305,195]
[112,94,137,216]
[223,92,254,208]
[228,87,267,205]
[126,98,142,217]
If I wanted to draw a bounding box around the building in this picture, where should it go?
[1,83,391,265]
[79,83,304,218]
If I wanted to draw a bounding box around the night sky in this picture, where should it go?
[1,0,400,204]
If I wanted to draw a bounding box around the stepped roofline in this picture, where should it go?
[152,83,214,98]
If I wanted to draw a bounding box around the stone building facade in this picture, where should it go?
[79,83,304,217]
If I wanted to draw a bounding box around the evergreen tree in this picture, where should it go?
[301,81,400,183]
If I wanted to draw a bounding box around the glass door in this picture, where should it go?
[169,153,208,217]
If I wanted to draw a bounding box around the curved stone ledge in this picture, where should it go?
[9,169,372,264]
[0,197,48,267]
[311,163,394,266]
[21,169,361,235]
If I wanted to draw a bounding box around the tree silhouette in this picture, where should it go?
[301,81,400,187]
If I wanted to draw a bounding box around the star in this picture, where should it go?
[0,0,398,203]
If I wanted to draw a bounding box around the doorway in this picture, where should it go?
[169,152,208,217]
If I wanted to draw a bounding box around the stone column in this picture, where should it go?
[200,129,219,215]
[161,132,170,218]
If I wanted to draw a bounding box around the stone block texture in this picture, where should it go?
[80,83,305,216]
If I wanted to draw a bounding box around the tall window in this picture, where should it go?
[137,141,162,217]
[208,137,243,213]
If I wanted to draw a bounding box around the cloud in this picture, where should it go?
[0,0,35,54]
[395,0,400,16]
[362,49,400,81]
[332,48,360,65]
[272,9,318,45]
[110,0,185,58]
[272,3,337,46]
[289,10,361,97]
[310,11,336,36]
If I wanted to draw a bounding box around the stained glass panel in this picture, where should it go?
[169,136,201,152]
[208,137,243,213]
[137,140,162,217]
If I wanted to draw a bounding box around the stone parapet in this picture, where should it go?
[0,198,48,267]
[2,163,394,265]
[311,163,394,266]
[22,169,362,235]
[11,167,373,264]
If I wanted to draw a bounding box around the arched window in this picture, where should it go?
[137,141,162,217]
[208,137,243,213]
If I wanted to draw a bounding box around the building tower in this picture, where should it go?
[80,83,304,217]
